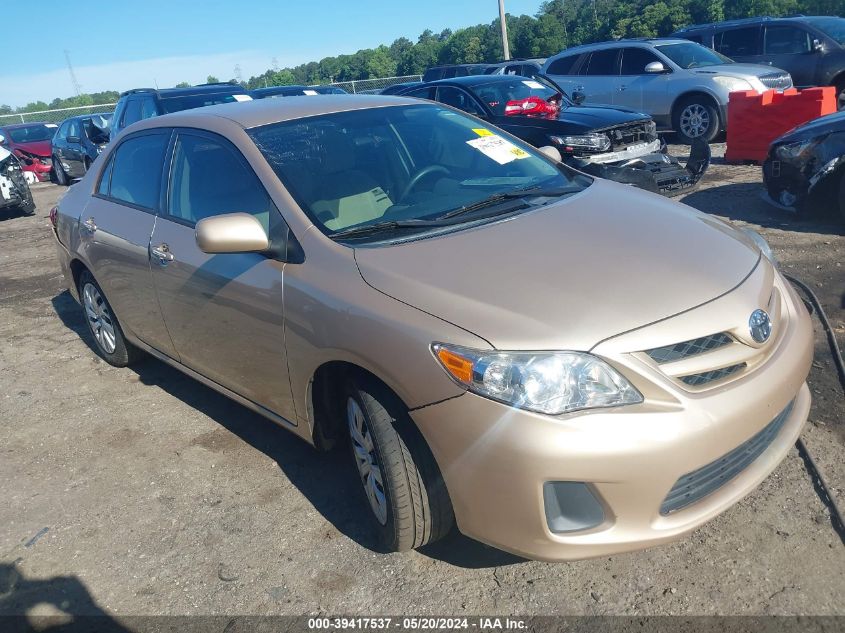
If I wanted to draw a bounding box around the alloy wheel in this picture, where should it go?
[347,397,388,525]
[680,104,710,139]
[82,282,117,354]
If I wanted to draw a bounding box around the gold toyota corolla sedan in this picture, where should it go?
[52,95,813,561]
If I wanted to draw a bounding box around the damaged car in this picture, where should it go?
[396,75,709,197]
[51,114,112,185]
[0,143,35,216]
[0,122,57,182]
[763,109,845,222]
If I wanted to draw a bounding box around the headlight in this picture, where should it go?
[775,138,820,160]
[713,76,753,92]
[741,228,777,265]
[432,343,642,415]
[549,133,611,152]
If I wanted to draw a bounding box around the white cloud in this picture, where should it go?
[1,50,307,108]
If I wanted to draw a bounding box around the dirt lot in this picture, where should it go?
[1,144,843,620]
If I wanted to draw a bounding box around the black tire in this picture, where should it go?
[52,157,68,186]
[77,270,142,367]
[836,81,845,111]
[83,157,92,173]
[345,374,453,552]
[838,168,845,223]
[673,95,720,144]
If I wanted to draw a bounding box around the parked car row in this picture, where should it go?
[52,93,814,561]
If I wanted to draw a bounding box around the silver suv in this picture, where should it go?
[542,39,793,143]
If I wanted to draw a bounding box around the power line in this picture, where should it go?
[64,50,82,96]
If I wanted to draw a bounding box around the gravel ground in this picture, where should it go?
[0,143,843,620]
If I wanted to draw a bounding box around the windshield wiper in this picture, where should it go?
[435,186,582,220]
[330,219,445,240]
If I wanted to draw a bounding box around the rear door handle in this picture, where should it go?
[150,243,174,265]
[81,217,96,234]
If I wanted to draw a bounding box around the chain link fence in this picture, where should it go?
[326,74,422,94]
[0,103,116,126]
[0,74,423,126]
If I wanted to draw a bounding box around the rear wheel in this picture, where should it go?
[78,270,141,367]
[346,375,453,552]
[674,96,720,144]
[52,157,68,186]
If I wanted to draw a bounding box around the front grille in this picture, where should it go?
[646,332,733,364]
[660,400,793,515]
[680,363,746,387]
[760,73,793,91]
[602,121,657,150]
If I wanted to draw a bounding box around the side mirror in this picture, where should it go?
[572,90,586,105]
[644,61,667,74]
[195,213,269,254]
[538,145,562,162]
[66,135,80,144]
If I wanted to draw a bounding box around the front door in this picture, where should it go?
[618,47,671,119]
[79,130,177,358]
[577,49,622,107]
[762,25,819,88]
[149,130,294,419]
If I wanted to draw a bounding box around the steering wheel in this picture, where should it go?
[399,165,449,201]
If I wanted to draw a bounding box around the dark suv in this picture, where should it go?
[674,16,845,107]
[110,83,252,140]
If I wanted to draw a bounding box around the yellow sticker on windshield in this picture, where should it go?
[473,128,494,137]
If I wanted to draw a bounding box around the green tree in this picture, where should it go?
[173,81,191,88]
[206,75,219,84]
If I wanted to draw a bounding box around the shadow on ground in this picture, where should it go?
[50,291,523,570]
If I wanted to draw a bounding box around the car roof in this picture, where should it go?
[60,113,113,123]
[415,75,536,88]
[550,38,691,56]
[675,15,832,33]
[0,122,51,129]
[120,83,248,98]
[128,94,422,131]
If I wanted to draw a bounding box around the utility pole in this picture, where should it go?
[498,0,510,61]
[64,49,82,96]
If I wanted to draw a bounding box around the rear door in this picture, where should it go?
[576,49,621,106]
[762,24,818,87]
[148,129,294,419]
[63,119,86,177]
[78,130,177,358]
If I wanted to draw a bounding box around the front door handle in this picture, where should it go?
[81,217,96,234]
[618,84,627,91]
[150,243,174,265]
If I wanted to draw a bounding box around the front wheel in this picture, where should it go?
[346,375,453,552]
[674,97,720,144]
[52,157,68,186]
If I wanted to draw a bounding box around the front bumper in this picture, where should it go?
[411,270,813,561]
[21,161,52,181]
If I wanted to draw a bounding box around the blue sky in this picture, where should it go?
[2,0,544,107]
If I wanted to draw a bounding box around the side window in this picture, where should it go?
[121,98,143,128]
[436,87,483,116]
[716,27,761,57]
[56,121,70,140]
[620,48,662,74]
[108,133,169,209]
[404,87,434,100]
[140,97,158,120]
[546,54,579,75]
[684,34,703,44]
[764,26,811,54]
[97,153,115,196]
[582,49,620,75]
[67,120,80,140]
[504,64,521,75]
[167,134,273,231]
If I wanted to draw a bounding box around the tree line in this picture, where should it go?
[4,0,841,114]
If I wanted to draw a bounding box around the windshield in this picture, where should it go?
[249,104,587,238]
[7,124,56,143]
[81,115,112,143]
[806,17,845,46]
[159,92,251,113]
[656,42,733,68]
[473,78,563,116]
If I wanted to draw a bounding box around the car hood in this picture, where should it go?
[691,63,785,78]
[556,104,650,129]
[12,140,51,156]
[354,179,760,351]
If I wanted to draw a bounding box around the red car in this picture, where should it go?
[0,122,57,182]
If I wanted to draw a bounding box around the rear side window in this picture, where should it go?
[97,154,114,196]
[167,133,272,230]
[435,87,483,116]
[108,133,169,209]
[716,27,761,56]
[121,98,143,128]
[582,49,619,75]
[620,48,662,74]
[764,26,811,54]
[546,54,580,75]
[140,97,158,119]
[404,86,434,99]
